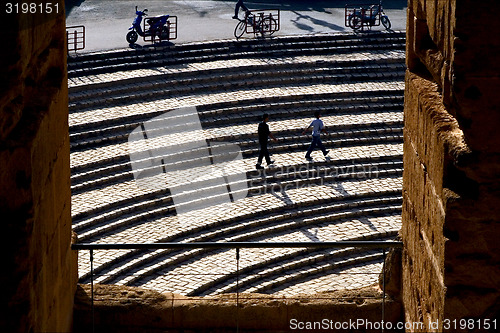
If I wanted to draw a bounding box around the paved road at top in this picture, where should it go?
[66,0,407,53]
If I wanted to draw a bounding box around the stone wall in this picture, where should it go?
[0,1,78,332]
[73,284,402,333]
[403,0,500,331]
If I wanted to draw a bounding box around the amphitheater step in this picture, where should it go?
[73,158,402,243]
[77,177,402,285]
[70,123,403,195]
[70,32,405,296]
[69,102,403,172]
[71,144,403,228]
[67,32,405,77]
[196,240,394,296]
[86,214,400,289]
[69,93,403,151]
[68,67,404,113]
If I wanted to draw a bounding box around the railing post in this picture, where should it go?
[236,247,240,333]
[73,30,77,53]
[70,241,403,333]
[382,248,386,333]
[82,25,86,50]
[66,25,85,52]
[90,249,95,333]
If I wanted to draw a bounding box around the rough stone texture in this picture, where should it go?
[403,1,500,332]
[73,284,402,333]
[379,236,403,300]
[0,2,78,332]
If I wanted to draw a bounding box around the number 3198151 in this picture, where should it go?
[6,2,60,14]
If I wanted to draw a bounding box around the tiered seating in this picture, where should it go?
[69,31,405,296]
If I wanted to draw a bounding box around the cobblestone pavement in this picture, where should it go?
[72,143,402,216]
[78,175,402,294]
[70,36,404,297]
[133,222,397,296]
[69,78,403,129]
[68,51,405,89]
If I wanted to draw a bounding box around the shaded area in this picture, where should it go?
[215,0,406,11]
[65,0,86,17]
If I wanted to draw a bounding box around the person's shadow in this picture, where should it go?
[291,10,346,32]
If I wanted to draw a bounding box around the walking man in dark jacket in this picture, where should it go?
[256,113,276,169]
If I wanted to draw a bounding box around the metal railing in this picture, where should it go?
[72,241,402,333]
[245,9,280,36]
[66,25,85,53]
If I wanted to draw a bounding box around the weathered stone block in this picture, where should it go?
[1,2,78,332]
[74,284,402,333]
[404,4,500,326]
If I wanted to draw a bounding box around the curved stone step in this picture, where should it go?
[69,132,402,199]
[78,185,401,284]
[269,260,384,295]
[192,234,396,296]
[68,59,404,103]
[71,143,402,222]
[250,253,384,295]
[68,79,404,130]
[74,159,402,242]
[90,209,400,288]
[69,97,403,151]
[68,31,405,64]
[70,31,405,297]
[69,91,403,147]
[68,65,404,113]
[68,53,404,97]
[70,105,403,171]
[69,114,403,193]
[68,32,405,77]
[118,230,398,295]
[71,149,402,222]
[70,124,403,195]
[72,144,402,217]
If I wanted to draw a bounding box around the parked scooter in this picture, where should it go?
[126,6,170,44]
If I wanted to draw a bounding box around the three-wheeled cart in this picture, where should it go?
[345,3,391,31]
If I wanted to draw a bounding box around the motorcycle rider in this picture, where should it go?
[233,0,249,19]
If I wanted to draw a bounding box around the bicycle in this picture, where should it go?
[234,10,279,39]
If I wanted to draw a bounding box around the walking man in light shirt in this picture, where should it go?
[302,111,329,160]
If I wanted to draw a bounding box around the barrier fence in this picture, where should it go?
[72,241,402,333]
[66,25,85,52]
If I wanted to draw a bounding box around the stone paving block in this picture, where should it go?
[71,38,405,297]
